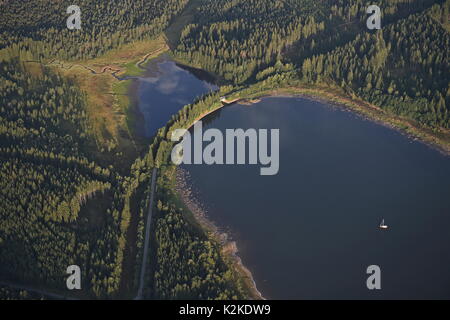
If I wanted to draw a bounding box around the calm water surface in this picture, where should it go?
[182,97,450,299]
[136,55,217,137]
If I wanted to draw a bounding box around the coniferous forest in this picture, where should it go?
[0,58,138,297]
[0,0,449,300]
[0,0,188,61]
[175,0,449,128]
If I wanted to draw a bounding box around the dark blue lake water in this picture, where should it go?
[136,56,217,137]
[182,97,450,300]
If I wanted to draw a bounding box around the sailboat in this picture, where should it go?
[379,219,389,230]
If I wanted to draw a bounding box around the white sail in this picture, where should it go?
[380,219,388,229]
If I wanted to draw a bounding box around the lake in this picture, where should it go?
[135,55,218,137]
[182,97,450,300]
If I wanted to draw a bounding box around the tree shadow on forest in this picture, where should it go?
[164,0,202,51]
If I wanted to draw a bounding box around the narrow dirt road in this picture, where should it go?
[1,167,158,301]
[135,167,158,300]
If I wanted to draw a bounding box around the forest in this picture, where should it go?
[300,5,449,128]
[151,200,245,300]
[174,0,449,129]
[0,0,247,299]
[0,285,47,300]
[0,0,188,61]
[141,0,450,294]
[175,0,326,83]
[0,0,449,300]
[0,58,136,297]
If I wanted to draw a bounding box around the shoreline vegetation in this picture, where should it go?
[17,39,449,300]
[33,39,170,299]
[193,84,450,156]
[0,0,450,298]
[141,70,443,297]
[243,86,450,156]
[158,78,450,300]
[174,168,265,300]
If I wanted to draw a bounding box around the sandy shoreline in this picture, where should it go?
[174,167,265,300]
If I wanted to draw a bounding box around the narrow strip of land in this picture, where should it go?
[135,167,158,300]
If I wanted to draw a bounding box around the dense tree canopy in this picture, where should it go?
[301,2,450,128]
[175,0,326,83]
[0,0,448,300]
[0,57,155,298]
[152,203,244,300]
[173,0,448,129]
[0,0,189,61]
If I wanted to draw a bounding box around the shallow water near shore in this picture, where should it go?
[182,97,450,299]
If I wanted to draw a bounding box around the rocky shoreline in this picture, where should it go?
[174,167,264,300]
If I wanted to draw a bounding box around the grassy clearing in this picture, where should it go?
[25,62,44,77]
[77,35,169,75]
[122,61,142,77]
[112,80,133,124]
[63,69,116,147]
[50,37,168,156]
